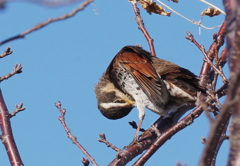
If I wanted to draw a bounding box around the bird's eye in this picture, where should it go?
[114,99,125,103]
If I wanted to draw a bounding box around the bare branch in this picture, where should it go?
[186,22,226,86]
[199,87,233,166]
[199,1,239,164]
[9,103,26,118]
[0,89,24,166]
[109,14,227,165]
[133,105,205,166]
[0,47,13,58]
[55,101,99,166]
[185,31,208,54]
[0,64,22,82]
[201,46,229,84]
[0,0,93,46]
[210,122,229,166]
[216,82,229,98]
[130,1,156,57]
[219,48,227,68]
[98,133,121,152]
[108,104,200,166]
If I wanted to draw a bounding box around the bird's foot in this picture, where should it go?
[124,118,144,148]
[124,132,143,148]
[124,137,139,148]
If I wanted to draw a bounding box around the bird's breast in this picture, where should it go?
[115,68,166,116]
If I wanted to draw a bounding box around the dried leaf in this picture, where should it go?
[201,7,221,17]
[139,0,171,16]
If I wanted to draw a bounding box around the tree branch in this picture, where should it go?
[55,101,99,166]
[199,1,237,165]
[130,1,156,57]
[0,89,24,166]
[0,47,13,58]
[0,64,22,82]
[98,133,121,152]
[200,22,226,86]
[9,103,26,118]
[108,11,227,165]
[133,105,205,166]
[0,0,93,46]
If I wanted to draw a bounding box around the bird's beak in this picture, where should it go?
[125,100,135,105]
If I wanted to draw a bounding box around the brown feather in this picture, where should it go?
[152,57,205,96]
[106,46,169,109]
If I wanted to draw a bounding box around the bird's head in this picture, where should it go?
[95,74,135,120]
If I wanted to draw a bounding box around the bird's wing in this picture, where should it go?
[115,46,168,107]
[152,57,205,96]
[162,67,204,96]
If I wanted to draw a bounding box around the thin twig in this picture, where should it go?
[0,64,22,82]
[199,3,237,162]
[130,1,156,57]
[0,47,13,58]
[210,38,221,91]
[199,91,234,166]
[55,101,99,166]
[0,0,93,46]
[24,0,86,7]
[133,105,205,166]
[9,103,26,118]
[201,46,229,84]
[204,108,215,123]
[156,0,222,30]
[210,119,229,166]
[108,104,200,166]
[200,22,226,86]
[219,48,227,68]
[214,94,223,109]
[98,133,121,152]
[185,22,226,87]
[216,82,229,98]
[185,31,207,54]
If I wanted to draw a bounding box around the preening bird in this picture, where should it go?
[95,45,204,143]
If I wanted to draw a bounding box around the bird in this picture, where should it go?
[95,45,204,143]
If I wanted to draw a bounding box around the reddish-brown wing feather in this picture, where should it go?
[115,47,168,108]
[152,57,204,96]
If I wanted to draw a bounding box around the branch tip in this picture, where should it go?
[0,64,23,82]
[0,47,13,58]
[9,103,26,118]
[56,102,99,166]
[98,133,120,152]
[0,0,93,46]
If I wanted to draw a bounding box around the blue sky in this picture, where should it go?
[0,0,227,165]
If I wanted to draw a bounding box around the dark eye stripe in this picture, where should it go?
[114,100,125,103]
